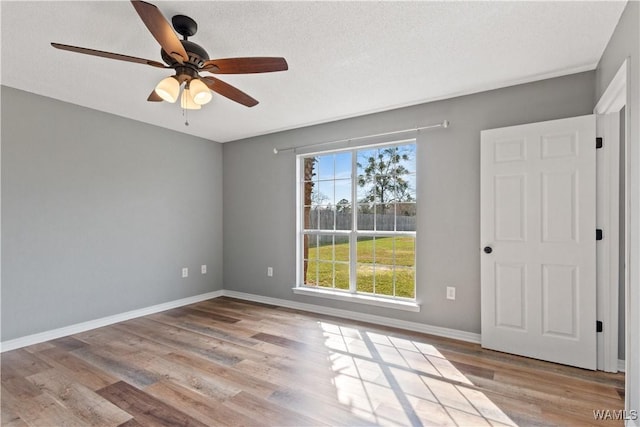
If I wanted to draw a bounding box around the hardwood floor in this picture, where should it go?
[1,297,625,426]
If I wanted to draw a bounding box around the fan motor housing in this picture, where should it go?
[161,40,209,68]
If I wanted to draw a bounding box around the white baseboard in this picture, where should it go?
[222,290,481,344]
[0,288,481,353]
[0,290,224,353]
[618,359,626,373]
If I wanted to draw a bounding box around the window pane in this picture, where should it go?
[303,233,318,286]
[396,144,416,174]
[357,176,375,204]
[356,236,374,293]
[315,234,334,260]
[375,265,394,296]
[335,152,352,178]
[357,148,377,173]
[357,204,374,230]
[304,260,318,286]
[396,202,416,232]
[304,234,318,258]
[316,233,334,289]
[335,263,350,290]
[357,236,375,263]
[310,183,322,208]
[335,178,352,231]
[395,236,415,267]
[334,235,349,262]
[303,181,317,206]
[317,180,333,206]
[317,207,335,230]
[335,178,351,201]
[375,237,395,265]
[317,154,335,181]
[303,206,317,230]
[356,149,376,204]
[303,157,318,181]
[393,174,416,203]
[356,264,374,294]
[395,267,415,298]
[335,202,351,230]
[317,262,333,288]
[375,174,393,204]
[375,203,394,231]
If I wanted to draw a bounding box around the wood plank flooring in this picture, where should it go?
[1,297,625,426]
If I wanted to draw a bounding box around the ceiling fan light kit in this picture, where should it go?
[189,79,213,105]
[51,0,288,123]
[180,88,201,110]
[155,76,180,103]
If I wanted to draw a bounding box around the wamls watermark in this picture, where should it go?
[593,409,638,421]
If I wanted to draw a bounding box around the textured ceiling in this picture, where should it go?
[0,1,627,143]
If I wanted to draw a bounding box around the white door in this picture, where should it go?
[480,115,597,370]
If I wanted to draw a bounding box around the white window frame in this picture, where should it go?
[294,139,420,312]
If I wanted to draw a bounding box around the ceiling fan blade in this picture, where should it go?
[147,90,163,102]
[201,76,258,107]
[130,0,188,64]
[202,57,288,74]
[51,43,167,68]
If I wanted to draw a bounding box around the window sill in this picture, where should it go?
[292,287,420,312]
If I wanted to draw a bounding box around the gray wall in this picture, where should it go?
[223,71,595,334]
[595,0,640,415]
[1,86,224,341]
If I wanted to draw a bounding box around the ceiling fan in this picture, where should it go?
[51,0,288,111]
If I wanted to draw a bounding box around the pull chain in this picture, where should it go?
[183,107,189,126]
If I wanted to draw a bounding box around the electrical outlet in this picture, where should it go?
[182,267,188,278]
[201,265,207,274]
[446,286,456,300]
[267,267,273,277]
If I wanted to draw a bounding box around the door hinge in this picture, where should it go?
[596,229,603,241]
[596,137,603,149]
[597,320,603,333]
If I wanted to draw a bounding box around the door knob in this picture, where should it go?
[483,246,493,254]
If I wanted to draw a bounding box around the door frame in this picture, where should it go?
[594,59,627,375]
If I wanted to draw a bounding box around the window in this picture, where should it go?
[298,140,416,300]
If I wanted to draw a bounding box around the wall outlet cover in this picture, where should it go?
[446,286,456,300]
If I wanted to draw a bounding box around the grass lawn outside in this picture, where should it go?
[305,236,415,298]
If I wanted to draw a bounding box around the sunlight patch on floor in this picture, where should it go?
[319,321,517,427]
